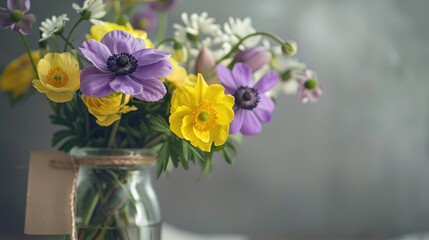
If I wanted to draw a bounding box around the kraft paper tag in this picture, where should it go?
[25,151,74,235]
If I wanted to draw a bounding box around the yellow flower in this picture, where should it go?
[32,52,80,103]
[0,51,39,98]
[86,21,154,48]
[164,58,197,87]
[82,93,137,127]
[169,74,235,152]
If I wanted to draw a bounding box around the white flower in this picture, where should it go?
[39,14,69,42]
[223,17,261,49]
[72,0,106,25]
[173,12,229,61]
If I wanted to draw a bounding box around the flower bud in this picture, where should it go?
[281,41,297,57]
[195,47,215,74]
[172,41,188,63]
[234,46,272,72]
[10,10,24,22]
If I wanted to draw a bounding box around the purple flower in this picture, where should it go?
[296,70,322,103]
[0,0,36,35]
[148,0,179,12]
[131,9,158,32]
[234,46,272,72]
[216,63,279,136]
[79,30,173,102]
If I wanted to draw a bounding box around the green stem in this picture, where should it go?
[107,95,126,148]
[216,32,286,64]
[142,133,164,148]
[155,12,168,43]
[19,33,39,79]
[64,18,84,52]
[155,38,175,49]
[113,0,122,21]
[59,33,76,50]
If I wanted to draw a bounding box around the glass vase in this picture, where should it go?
[71,148,161,240]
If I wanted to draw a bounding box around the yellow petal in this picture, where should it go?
[171,86,198,112]
[214,103,235,125]
[195,74,208,101]
[211,125,229,146]
[45,91,73,103]
[169,106,192,138]
[32,80,49,93]
[203,84,227,103]
[181,115,194,141]
[97,114,120,127]
[193,127,210,143]
[189,137,212,152]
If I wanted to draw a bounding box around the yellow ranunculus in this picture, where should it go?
[165,58,197,87]
[32,52,80,103]
[86,21,154,48]
[0,51,39,98]
[169,74,235,152]
[82,93,137,127]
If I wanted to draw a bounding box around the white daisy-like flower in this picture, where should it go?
[174,12,229,61]
[39,14,69,42]
[72,0,106,25]
[223,17,261,49]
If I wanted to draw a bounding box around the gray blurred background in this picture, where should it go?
[1,0,429,238]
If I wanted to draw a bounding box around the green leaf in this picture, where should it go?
[149,115,170,134]
[52,129,75,146]
[200,156,213,178]
[223,148,235,164]
[58,137,81,153]
[156,141,170,178]
[49,115,73,128]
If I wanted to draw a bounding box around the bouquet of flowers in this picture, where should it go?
[0,0,322,239]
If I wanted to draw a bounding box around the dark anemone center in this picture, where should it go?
[234,86,260,110]
[107,53,138,76]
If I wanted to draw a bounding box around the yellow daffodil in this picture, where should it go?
[165,58,197,87]
[32,52,80,103]
[169,74,235,152]
[86,21,154,48]
[82,93,137,127]
[0,51,39,98]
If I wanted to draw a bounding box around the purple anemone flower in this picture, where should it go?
[296,70,322,103]
[148,0,179,12]
[216,63,279,136]
[131,9,158,32]
[0,0,36,35]
[79,30,173,102]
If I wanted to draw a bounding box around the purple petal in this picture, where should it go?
[240,110,262,136]
[216,64,237,91]
[134,59,173,79]
[230,107,244,134]
[0,8,13,28]
[101,30,145,54]
[79,40,111,72]
[254,70,279,94]
[253,95,275,123]
[18,13,35,35]
[80,65,115,97]
[133,48,170,66]
[109,75,143,95]
[8,0,30,11]
[132,76,167,102]
[232,63,253,87]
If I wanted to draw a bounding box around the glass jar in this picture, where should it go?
[71,148,161,240]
